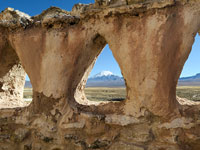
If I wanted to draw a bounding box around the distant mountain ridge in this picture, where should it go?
[86,71,125,87]
[178,73,200,86]
[91,71,114,78]
[179,73,200,80]
[24,72,200,88]
[24,71,125,88]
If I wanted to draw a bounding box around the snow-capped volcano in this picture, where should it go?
[91,71,113,78]
[87,71,125,87]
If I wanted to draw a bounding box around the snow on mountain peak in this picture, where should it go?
[92,71,113,78]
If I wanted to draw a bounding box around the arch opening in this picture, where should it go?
[74,44,127,106]
[177,34,200,105]
[0,33,31,109]
[23,74,33,106]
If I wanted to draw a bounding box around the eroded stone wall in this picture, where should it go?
[0,26,26,108]
[1,1,200,150]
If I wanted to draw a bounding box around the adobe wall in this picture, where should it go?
[1,1,200,150]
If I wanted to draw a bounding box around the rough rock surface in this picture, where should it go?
[0,16,26,108]
[1,0,200,149]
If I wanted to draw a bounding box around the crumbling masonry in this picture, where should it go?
[1,0,200,149]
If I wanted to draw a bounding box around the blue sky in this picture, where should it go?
[90,45,122,77]
[0,0,94,16]
[0,0,199,79]
[180,35,200,77]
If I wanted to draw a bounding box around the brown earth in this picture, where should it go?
[1,0,200,150]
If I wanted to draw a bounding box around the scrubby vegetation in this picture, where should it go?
[24,86,200,102]
[176,86,200,101]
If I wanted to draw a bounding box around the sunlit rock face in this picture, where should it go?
[1,0,200,149]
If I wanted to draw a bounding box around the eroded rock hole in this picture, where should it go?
[177,34,200,105]
[23,74,33,105]
[0,39,29,108]
[84,44,126,103]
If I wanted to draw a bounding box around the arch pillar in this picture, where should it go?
[98,3,200,117]
[0,28,26,108]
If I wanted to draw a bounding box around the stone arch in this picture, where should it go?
[71,33,128,115]
[0,27,26,108]
[2,2,200,150]
[7,4,200,117]
[165,5,200,107]
[74,35,126,102]
[72,33,107,105]
[4,2,200,118]
[93,3,200,117]
[8,24,125,115]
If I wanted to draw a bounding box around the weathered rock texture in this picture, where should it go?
[1,1,200,150]
[0,14,26,108]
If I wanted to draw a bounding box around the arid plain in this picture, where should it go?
[23,86,200,103]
